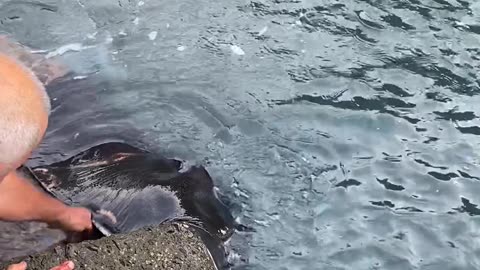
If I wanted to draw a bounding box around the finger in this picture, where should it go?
[84,209,93,231]
[87,220,93,231]
[50,261,74,270]
[6,261,27,270]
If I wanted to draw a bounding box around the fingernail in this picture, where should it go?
[19,262,27,268]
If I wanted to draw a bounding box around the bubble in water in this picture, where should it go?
[230,45,245,56]
[45,43,95,58]
[148,31,158,41]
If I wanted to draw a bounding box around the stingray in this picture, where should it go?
[2,142,235,269]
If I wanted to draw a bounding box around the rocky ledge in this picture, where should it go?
[1,224,216,270]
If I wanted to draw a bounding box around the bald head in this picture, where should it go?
[0,53,50,174]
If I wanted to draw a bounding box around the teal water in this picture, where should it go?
[1,0,480,269]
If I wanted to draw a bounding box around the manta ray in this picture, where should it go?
[0,142,235,269]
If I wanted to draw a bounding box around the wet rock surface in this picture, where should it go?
[1,224,215,270]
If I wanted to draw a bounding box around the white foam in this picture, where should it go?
[138,1,144,6]
[45,43,95,58]
[86,32,98,39]
[133,17,139,25]
[253,219,269,226]
[177,45,186,51]
[76,0,85,8]
[148,31,158,41]
[230,45,245,55]
[29,49,48,54]
[258,26,268,36]
[105,35,114,44]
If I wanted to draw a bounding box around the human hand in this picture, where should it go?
[51,206,93,233]
[6,261,74,270]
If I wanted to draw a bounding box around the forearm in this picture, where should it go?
[0,171,67,224]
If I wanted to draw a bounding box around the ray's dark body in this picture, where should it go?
[27,142,235,269]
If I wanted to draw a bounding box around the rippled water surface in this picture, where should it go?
[2,0,480,269]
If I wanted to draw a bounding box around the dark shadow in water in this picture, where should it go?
[458,170,480,181]
[274,94,420,124]
[380,83,414,97]
[457,126,480,136]
[371,200,395,208]
[425,92,453,103]
[434,109,477,122]
[381,14,416,30]
[454,198,480,216]
[428,171,459,181]
[396,206,423,213]
[335,179,362,189]
[376,178,405,191]
[381,57,480,96]
[414,159,448,170]
[392,1,433,19]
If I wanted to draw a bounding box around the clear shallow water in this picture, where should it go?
[1,0,480,269]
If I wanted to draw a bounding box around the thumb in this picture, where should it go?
[6,261,27,270]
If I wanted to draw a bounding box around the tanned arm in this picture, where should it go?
[0,171,67,225]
